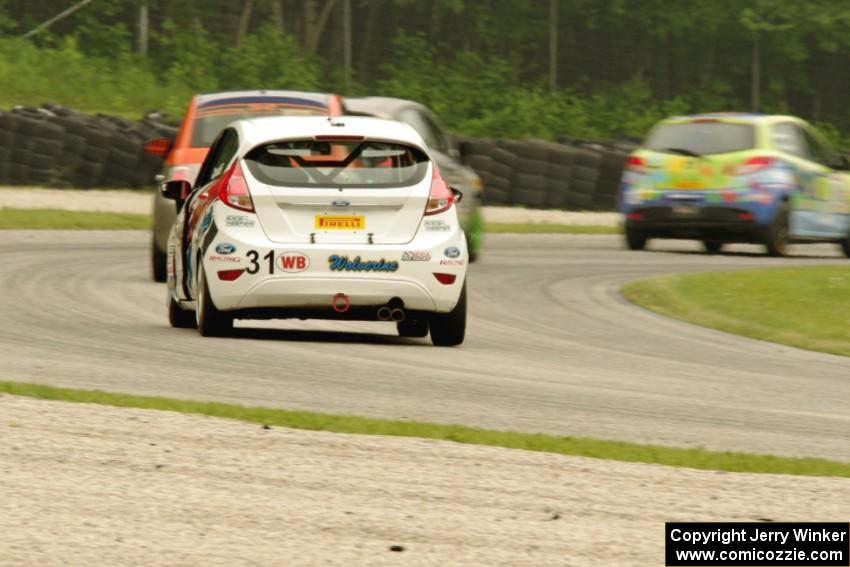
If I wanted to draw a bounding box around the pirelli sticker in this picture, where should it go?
[314,215,364,230]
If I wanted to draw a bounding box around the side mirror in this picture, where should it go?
[451,187,464,203]
[144,137,173,157]
[160,179,191,201]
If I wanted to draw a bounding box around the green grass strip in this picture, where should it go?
[2,380,849,477]
[0,208,151,230]
[622,266,850,358]
[485,222,620,234]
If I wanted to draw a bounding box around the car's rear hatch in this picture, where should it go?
[242,137,432,244]
[631,118,761,192]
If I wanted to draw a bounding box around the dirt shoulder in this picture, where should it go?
[0,187,620,226]
[2,395,848,566]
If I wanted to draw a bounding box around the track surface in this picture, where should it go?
[3,231,850,461]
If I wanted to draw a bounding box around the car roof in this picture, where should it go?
[662,112,802,124]
[197,90,333,111]
[234,115,428,150]
[342,96,424,119]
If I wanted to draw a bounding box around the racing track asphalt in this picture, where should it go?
[2,231,850,461]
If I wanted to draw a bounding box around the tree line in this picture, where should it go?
[3,0,850,146]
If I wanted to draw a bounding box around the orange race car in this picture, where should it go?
[147,90,344,281]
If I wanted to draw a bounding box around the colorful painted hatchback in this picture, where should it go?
[620,113,850,256]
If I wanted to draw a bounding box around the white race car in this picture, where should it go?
[163,115,468,346]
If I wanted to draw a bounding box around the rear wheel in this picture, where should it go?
[764,204,790,257]
[430,283,466,347]
[397,318,429,338]
[625,227,648,251]
[196,265,233,337]
[702,240,723,254]
[168,291,196,329]
[152,241,167,282]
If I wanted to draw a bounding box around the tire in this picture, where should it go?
[764,203,790,257]
[515,173,547,192]
[430,282,466,347]
[152,241,167,282]
[839,230,850,258]
[168,292,197,329]
[625,227,648,251]
[397,318,429,338]
[515,158,548,176]
[703,240,723,254]
[196,265,233,337]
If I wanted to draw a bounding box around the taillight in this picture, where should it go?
[218,161,254,212]
[425,166,454,216]
[738,156,774,176]
[626,155,646,172]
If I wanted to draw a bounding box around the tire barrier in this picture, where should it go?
[0,104,176,189]
[458,136,638,211]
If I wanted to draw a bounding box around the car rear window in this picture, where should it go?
[244,139,429,188]
[191,103,327,147]
[645,121,755,155]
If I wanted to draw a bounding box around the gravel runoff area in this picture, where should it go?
[3,395,849,567]
[0,187,620,226]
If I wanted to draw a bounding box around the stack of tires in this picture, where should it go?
[0,104,176,189]
[545,144,575,209]
[594,145,630,211]
[457,138,515,205]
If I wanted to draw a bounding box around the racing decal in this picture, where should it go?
[208,255,241,263]
[328,255,399,272]
[215,243,236,255]
[277,252,310,273]
[200,220,218,254]
[225,214,255,227]
[401,251,431,261]
[444,247,461,258]
[439,259,465,266]
[424,219,451,231]
[315,215,365,230]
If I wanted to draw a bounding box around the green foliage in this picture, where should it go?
[6,1,850,144]
[218,24,320,92]
[0,37,192,117]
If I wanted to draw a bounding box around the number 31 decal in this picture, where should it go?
[245,250,274,274]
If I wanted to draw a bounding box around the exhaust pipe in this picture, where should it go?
[332,293,350,313]
[376,306,392,321]
[390,308,405,322]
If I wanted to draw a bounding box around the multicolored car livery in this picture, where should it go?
[620,113,850,256]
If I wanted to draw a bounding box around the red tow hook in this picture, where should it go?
[332,293,351,313]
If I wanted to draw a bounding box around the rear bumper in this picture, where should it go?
[234,276,439,311]
[201,206,468,315]
[626,205,764,241]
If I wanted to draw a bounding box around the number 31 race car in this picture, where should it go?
[163,115,468,346]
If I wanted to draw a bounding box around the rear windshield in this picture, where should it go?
[244,139,429,188]
[645,122,755,155]
[191,102,327,147]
